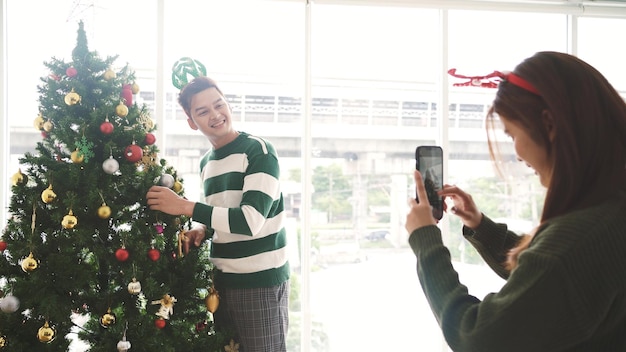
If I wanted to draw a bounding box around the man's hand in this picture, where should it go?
[183,227,207,254]
[146,186,195,216]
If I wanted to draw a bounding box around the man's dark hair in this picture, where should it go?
[178,76,225,118]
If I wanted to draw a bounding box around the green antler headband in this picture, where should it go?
[171,57,207,90]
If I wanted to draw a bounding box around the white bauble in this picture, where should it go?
[102,156,120,175]
[0,295,20,313]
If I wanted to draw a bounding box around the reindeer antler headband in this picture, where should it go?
[447,68,539,95]
[171,57,207,90]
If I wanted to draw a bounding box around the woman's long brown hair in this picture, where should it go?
[487,51,626,224]
[487,52,626,270]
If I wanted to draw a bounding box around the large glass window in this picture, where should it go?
[578,17,626,92]
[309,4,444,351]
[6,2,81,182]
[3,1,626,351]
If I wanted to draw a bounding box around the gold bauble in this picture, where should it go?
[128,278,142,295]
[21,252,38,272]
[115,102,129,117]
[103,69,116,80]
[100,308,116,327]
[37,321,56,343]
[97,204,111,219]
[42,120,54,132]
[62,210,77,229]
[173,181,183,193]
[131,82,140,94]
[64,89,81,105]
[70,150,84,163]
[41,185,56,204]
[138,113,154,130]
[33,114,45,130]
[11,169,28,186]
[205,287,220,313]
[0,335,6,347]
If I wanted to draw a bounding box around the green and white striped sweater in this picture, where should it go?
[192,131,290,289]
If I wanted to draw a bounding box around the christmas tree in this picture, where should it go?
[0,21,232,351]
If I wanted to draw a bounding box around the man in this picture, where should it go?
[146,76,290,352]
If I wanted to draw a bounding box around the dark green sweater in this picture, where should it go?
[192,132,290,289]
[409,194,626,351]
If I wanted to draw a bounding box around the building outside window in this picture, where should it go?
[2,1,626,351]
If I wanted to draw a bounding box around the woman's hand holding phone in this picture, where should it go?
[406,170,438,234]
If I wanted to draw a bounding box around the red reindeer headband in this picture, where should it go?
[447,68,539,95]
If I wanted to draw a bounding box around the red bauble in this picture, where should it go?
[122,84,133,107]
[124,144,143,163]
[155,318,166,329]
[115,247,129,262]
[0,241,7,251]
[144,133,156,145]
[195,321,207,332]
[100,121,114,135]
[66,67,78,77]
[148,248,160,261]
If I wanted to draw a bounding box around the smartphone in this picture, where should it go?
[415,145,444,220]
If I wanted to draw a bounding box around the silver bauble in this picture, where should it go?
[0,295,20,313]
[128,278,142,295]
[102,156,120,175]
[158,174,175,188]
[117,339,131,351]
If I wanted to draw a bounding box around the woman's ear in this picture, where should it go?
[542,109,556,142]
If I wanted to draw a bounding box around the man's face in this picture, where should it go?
[187,87,237,149]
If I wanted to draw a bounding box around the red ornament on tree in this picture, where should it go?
[115,247,129,262]
[66,66,78,77]
[144,133,156,145]
[122,84,133,107]
[124,143,143,163]
[195,320,208,333]
[155,318,166,329]
[0,240,7,251]
[100,119,114,135]
[148,248,160,261]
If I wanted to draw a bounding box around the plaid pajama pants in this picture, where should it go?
[215,281,290,352]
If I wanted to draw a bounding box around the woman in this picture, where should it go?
[406,51,626,351]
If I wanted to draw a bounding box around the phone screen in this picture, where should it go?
[415,145,444,220]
